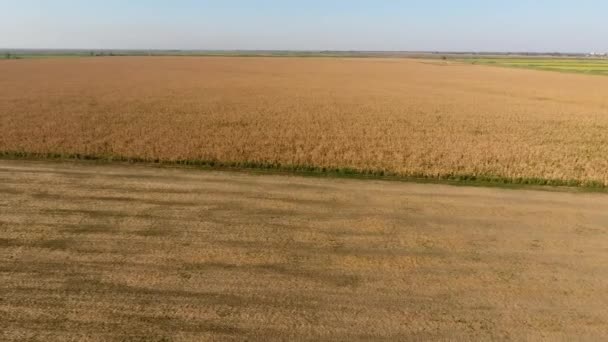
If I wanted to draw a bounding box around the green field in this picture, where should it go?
[465,58,608,75]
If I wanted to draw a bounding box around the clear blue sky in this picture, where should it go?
[1,0,606,52]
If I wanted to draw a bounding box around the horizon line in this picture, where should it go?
[0,48,602,54]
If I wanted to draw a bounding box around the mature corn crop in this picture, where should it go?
[1,57,607,186]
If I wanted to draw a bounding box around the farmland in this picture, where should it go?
[2,159,608,341]
[465,57,608,75]
[1,56,608,186]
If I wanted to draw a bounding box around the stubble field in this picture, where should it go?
[1,56,608,186]
[2,160,607,341]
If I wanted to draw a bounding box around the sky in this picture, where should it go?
[1,0,607,52]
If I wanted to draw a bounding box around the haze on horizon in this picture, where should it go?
[1,0,607,53]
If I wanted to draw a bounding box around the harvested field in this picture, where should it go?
[1,160,608,340]
[1,56,608,186]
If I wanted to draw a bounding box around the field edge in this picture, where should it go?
[1,151,605,193]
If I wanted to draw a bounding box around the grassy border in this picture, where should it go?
[1,151,605,193]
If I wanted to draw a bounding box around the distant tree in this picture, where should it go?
[5,52,11,59]
[441,56,448,61]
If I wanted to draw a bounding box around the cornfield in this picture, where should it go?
[1,57,607,185]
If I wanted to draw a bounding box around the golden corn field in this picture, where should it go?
[1,57,607,185]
